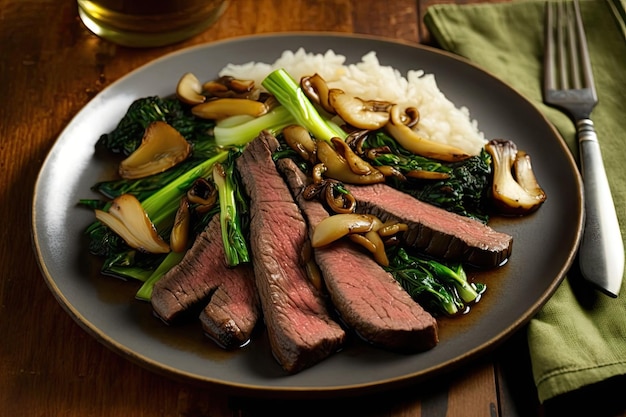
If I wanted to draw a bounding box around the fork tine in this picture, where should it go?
[543,2,555,92]
[556,2,569,90]
[572,0,596,91]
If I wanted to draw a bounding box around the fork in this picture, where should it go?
[543,0,624,297]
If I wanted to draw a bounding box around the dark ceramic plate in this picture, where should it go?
[32,33,583,397]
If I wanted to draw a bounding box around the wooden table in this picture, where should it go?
[2,1,626,416]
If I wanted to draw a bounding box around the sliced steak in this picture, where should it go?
[277,158,438,352]
[346,183,513,268]
[237,131,345,373]
[151,215,260,349]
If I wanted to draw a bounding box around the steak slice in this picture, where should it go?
[237,131,345,373]
[277,158,438,352]
[347,183,513,268]
[151,215,260,349]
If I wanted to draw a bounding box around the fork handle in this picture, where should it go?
[577,118,624,297]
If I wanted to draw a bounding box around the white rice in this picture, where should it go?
[218,48,486,155]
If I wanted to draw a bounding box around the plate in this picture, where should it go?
[32,33,583,397]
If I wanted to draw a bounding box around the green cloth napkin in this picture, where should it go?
[425,0,626,404]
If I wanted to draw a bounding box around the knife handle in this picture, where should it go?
[577,118,624,297]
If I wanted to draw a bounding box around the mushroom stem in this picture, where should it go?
[316,140,385,184]
[386,105,472,162]
[192,98,268,120]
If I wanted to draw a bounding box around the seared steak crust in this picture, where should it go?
[237,131,345,373]
[151,216,260,349]
[347,183,513,268]
[277,158,438,352]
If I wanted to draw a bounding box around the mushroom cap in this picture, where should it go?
[119,121,191,180]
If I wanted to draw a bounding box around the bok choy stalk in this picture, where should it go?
[213,105,295,147]
[135,250,186,301]
[212,149,250,267]
[262,69,347,142]
[385,247,486,316]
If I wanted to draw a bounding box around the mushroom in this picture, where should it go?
[95,194,170,254]
[170,197,190,253]
[283,124,317,163]
[322,180,357,214]
[119,121,191,180]
[300,73,335,114]
[485,139,547,215]
[328,89,392,130]
[345,129,370,155]
[311,213,378,248]
[300,240,323,291]
[203,76,259,100]
[176,72,206,105]
[187,178,218,213]
[192,98,268,120]
[316,140,385,184]
[311,213,407,266]
[363,230,389,266]
[331,137,374,175]
[386,105,472,162]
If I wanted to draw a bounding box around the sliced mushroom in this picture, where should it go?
[176,72,206,105]
[323,180,356,214]
[313,213,406,266]
[170,197,190,253]
[187,178,218,213]
[192,98,268,120]
[363,229,389,266]
[203,76,259,100]
[300,73,335,114]
[376,164,406,180]
[402,107,420,128]
[119,121,191,180]
[95,194,170,254]
[316,140,385,184]
[329,89,392,130]
[485,139,547,215]
[301,240,323,291]
[331,137,374,175]
[345,129,370,155]
[514,150,546,199]
[311,213,378,247]
[378,221,409,237]
[386,105,472,162]
[283,124,317,163]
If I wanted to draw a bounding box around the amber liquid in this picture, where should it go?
[77,0,229,47]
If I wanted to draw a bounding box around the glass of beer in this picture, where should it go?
[77,0,230,47]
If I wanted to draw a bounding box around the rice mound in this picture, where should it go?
[219,48,486,155]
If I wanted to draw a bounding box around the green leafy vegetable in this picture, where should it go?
[385,247,486,317]
[97,96,215,156]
